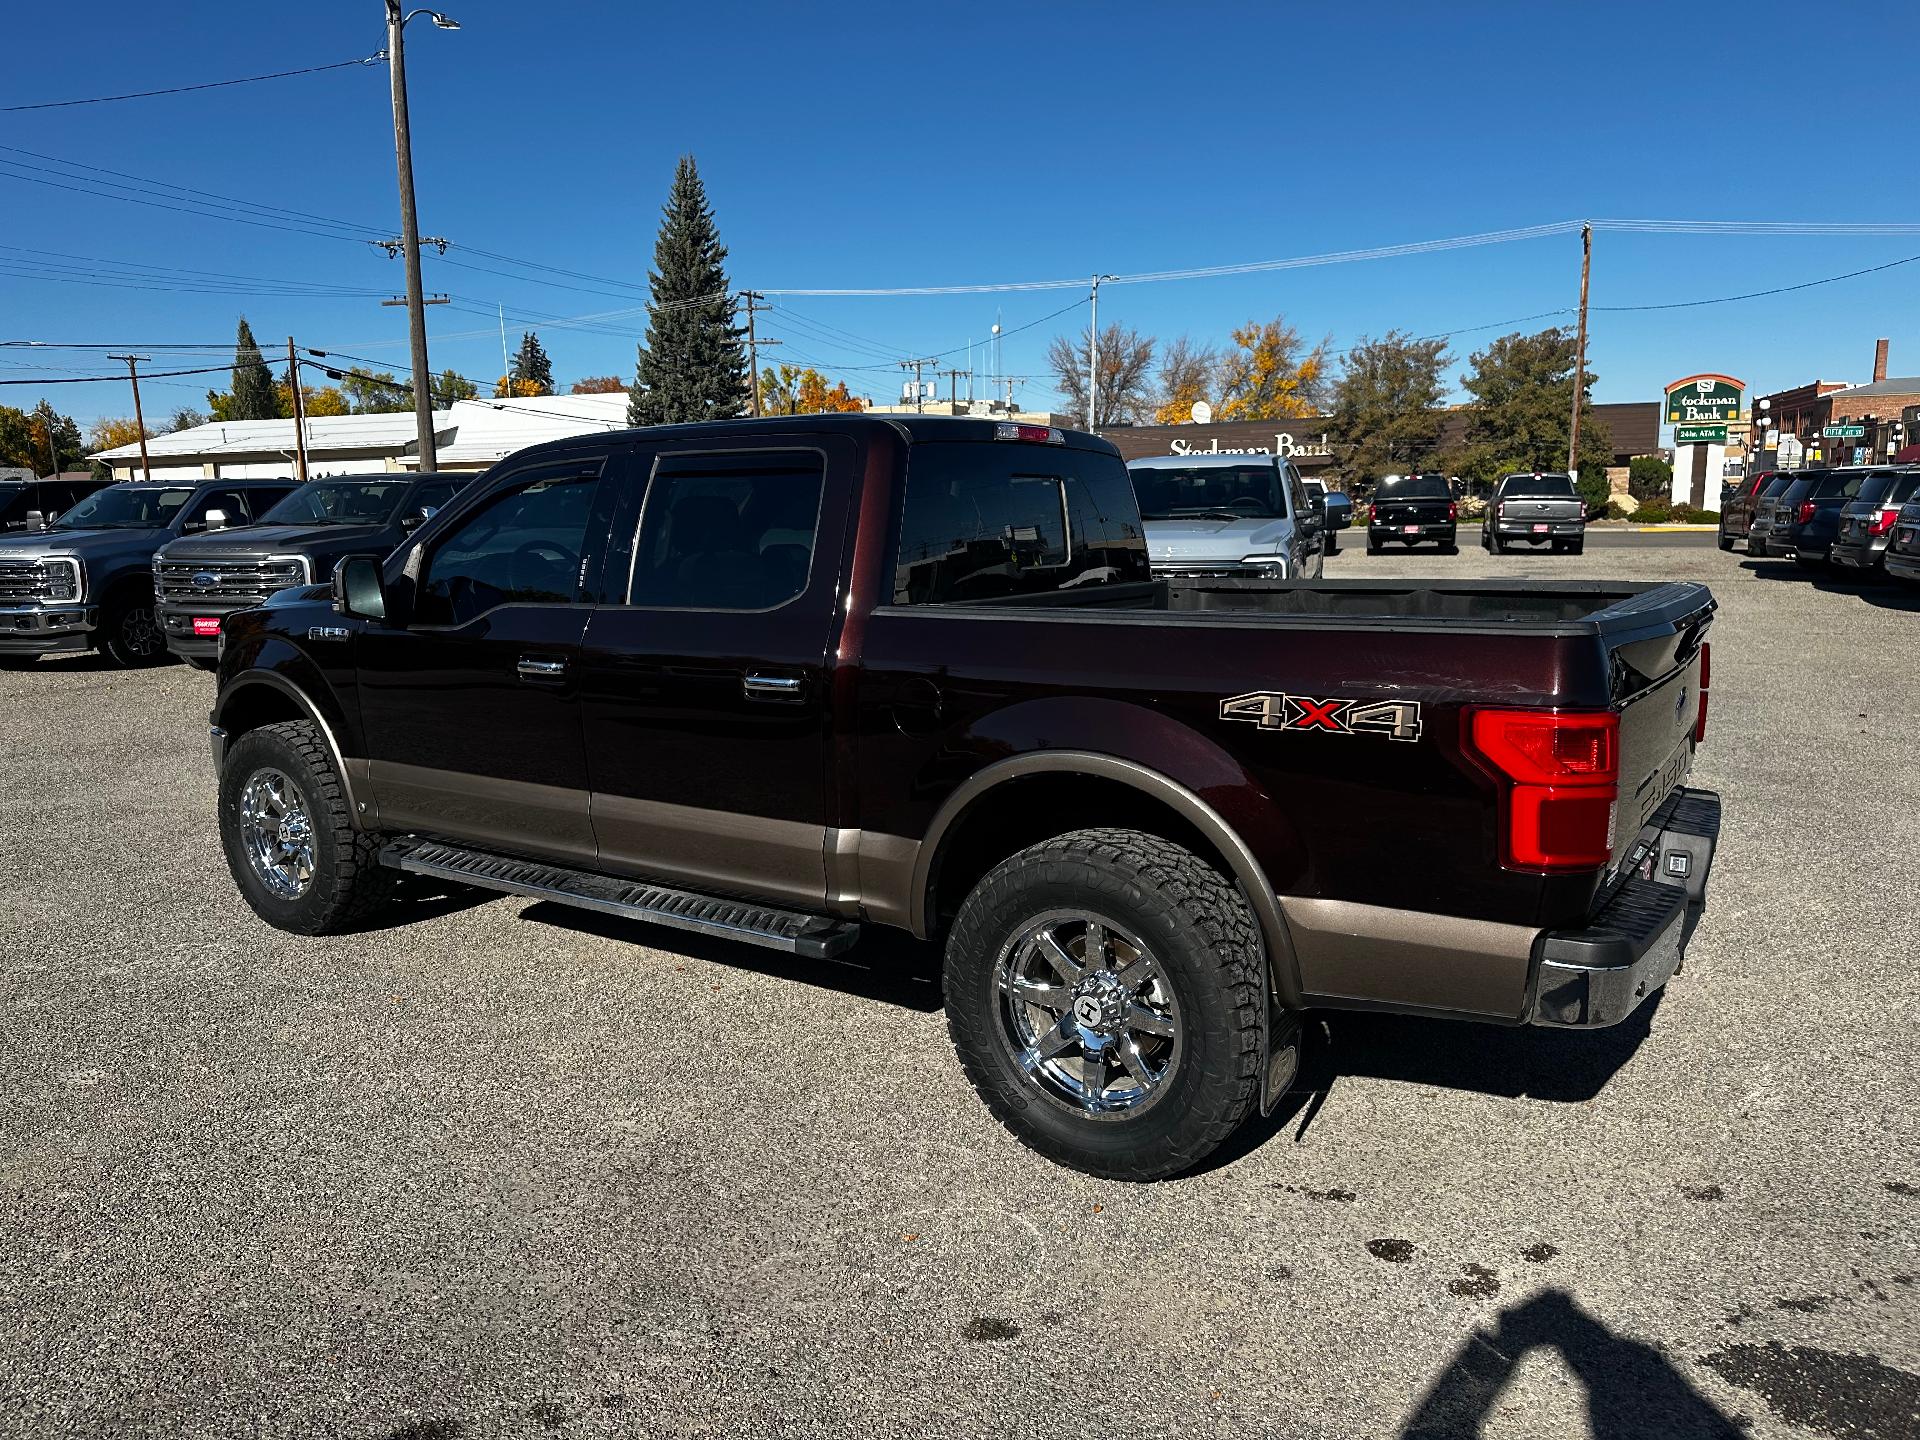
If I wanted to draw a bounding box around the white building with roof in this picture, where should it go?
[89,393,636,481]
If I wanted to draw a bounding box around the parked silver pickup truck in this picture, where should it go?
[1483,472,1587,555]
[1128,453,1325,579]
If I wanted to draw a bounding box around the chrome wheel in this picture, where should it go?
[239,768,315,900]
[994,910,1182,1119]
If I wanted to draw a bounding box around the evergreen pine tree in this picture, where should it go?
[630,156,747,425]
[230,316,280,420]
[510,332,554,396]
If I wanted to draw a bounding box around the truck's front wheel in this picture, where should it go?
[945,828,1264,1181]
[219,719,394,935]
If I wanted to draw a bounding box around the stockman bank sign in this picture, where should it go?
[1168,432,1335,458]
[1665,374,1745,427]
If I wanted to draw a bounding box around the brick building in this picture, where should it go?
[1752,340,1920,467]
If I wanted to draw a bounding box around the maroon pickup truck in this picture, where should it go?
[208,415,1720,1180]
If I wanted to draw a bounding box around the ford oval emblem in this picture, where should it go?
[192,571,218,587]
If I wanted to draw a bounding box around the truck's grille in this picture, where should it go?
[155,556,308,604]
[0,557,79,604]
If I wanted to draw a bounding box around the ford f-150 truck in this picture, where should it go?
[207,415,1719,1180]
[1483,472,1587,555]
[153,473,473,667]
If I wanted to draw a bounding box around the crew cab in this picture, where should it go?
[1483,472,1586,555]
[1829,467,1920,576]
[1128,452,1324,579]
[1367,472,1457,553]
[154,473,473,668]
[208,415,1719,1180]
[0,478,296,667]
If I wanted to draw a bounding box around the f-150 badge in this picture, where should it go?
[1220,691,1423,743]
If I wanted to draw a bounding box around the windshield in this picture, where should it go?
[261,480,410,526]
[1131,463,1284,520]
[52,486,193,530]
[1377,474,1450,500]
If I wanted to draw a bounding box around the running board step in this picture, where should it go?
[379,838,861,959]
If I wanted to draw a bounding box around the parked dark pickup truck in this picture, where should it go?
[1367,472,1457,553]
[154,473,472,667]
[0,478,296,667]
[1484,472,1586,554]
[208,415,1719,1179]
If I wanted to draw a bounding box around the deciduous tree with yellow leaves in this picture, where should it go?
[1216,315,1331,421]
[756,364,863,415]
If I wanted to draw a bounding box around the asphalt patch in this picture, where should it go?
[963,1317,1020,1342]
[1366,1239,1415,1263]
[1698,1342,1920,1440]
[1447,1263,1500,1299]
[1522,1243,1560,1263]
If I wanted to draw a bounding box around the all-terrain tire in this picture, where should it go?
[219,719,395,935]
[944,827,1265,1181]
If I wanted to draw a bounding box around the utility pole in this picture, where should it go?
[1568,222,1591,473]
[899,358,935,414]
[287,337,310,483]
[939,367,970,407]
[108,354,151,482]
[384,0,457,473]
[1088,273,1116,431]
[741,291,781,416]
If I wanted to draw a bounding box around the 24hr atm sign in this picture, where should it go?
[1666,374,1745,425]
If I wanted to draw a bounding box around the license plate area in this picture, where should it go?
[1403,525,1420,534]
[192,617,222,637]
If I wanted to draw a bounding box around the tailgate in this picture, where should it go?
[1603,590,1712,865]
[1499,499,1582,523]
[1375,499,1450,524]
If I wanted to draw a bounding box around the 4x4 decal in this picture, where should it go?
[1220,691,1423,743]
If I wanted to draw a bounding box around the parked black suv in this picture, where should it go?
[1367,473,1457,553]
[0,478,297,667]
[1,475,111,533]
[1830,467,1920,576]
[154,473,473,666]
[1772,468,1870,567]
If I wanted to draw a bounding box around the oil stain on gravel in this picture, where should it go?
[1366,1239,1415,1263]
[1886,1181,1918,1197]
[963,1316,1021,1342]
[1698,1341,1920,1440]
[1521,1243,1560,1263]
[385,1424,464,1440]
[1680,1182,1725,1202]
[1447,1263,1500,1298]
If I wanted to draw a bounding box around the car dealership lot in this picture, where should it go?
[2,542,1915,1439]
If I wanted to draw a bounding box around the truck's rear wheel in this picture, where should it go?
[219,719,394,935]
[945,828,1264,1181]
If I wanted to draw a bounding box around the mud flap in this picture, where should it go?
[1260,1003,1303,1117]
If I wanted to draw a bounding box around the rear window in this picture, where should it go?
[894,443,1150,605]
[1502,474,1576,497]
[1377,474,1450,499]
[1813,471,1868,499]
[1761,474,1796,497]
[1887,473,1920,505]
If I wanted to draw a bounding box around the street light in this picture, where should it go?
[385,2,459,473]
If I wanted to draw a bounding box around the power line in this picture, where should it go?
[0,360,261,385]
[1592,251,1920,312]
[0,55,384,112]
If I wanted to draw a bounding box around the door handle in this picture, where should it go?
[743,672,806,703]
[517,655,568,683]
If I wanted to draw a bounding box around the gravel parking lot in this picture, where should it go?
[2,540,1915,1440]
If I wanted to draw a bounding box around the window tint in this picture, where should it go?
[1503,475,1576,497]
[1888,473,1920,505]
[627,450,823,610]
[185,490,250,528]
[415,467,599,626]
[412,480,465,512]
[1378,474,1450,499]
[896,442,1149,604]
[1131,462,1284,520]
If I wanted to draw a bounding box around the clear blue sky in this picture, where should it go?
[5,0,1917,432]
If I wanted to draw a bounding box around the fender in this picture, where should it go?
[211,665,374,829]
[909,699,1308,1011]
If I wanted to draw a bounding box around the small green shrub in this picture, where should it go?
[1636,497,1673,524]
[1629,456,1672,502]
[1605,500,1633,521]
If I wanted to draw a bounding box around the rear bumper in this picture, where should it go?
[1829,538,1887,569]
[1494,521,1584,538]
[1371,524,1455,543]
[1886,551,1920,583]
[0,604,98,654]
[1529,787,1720,1028]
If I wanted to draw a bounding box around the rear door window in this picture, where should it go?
[896,442,1149,604]
[626,450,824,611]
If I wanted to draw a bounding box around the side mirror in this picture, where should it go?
[23,510,47,533]
[332,554,388,621]
[204,507,231,531]
[399,505,436,532]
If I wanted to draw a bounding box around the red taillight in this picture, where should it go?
[1796,500,1816,525]
[1448,500,1458,522]
[1695,641,1710,744]
[1870,507,1900,537]
[1465,709,1620,871]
